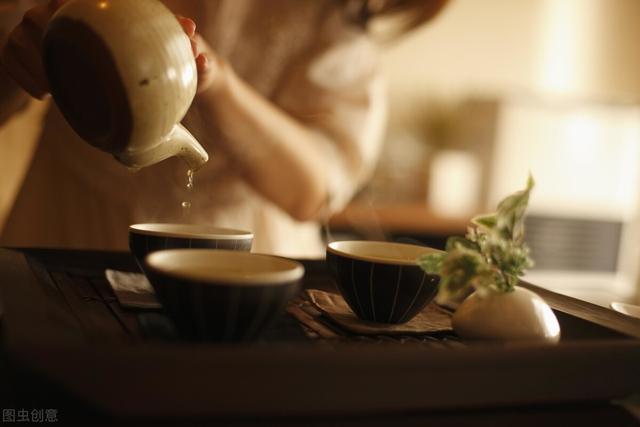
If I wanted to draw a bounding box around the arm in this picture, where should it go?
[0,58,29,125]
[0,0,48,126]
[195,66,331,221]
[192,36,386,222]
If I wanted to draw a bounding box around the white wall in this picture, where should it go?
[380,0,640,105]
[380,0,544,107]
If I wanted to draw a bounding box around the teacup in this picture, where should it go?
[144,249,304,341]
[326,241,441,324]
[129,223,253,271]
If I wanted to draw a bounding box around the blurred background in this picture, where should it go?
[329,0,640,307]
[2,0,639,308]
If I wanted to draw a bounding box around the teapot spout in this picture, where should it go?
[165,124,209,171]
[115,124,209,171]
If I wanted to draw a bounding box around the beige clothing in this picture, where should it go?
[0,0,386,257]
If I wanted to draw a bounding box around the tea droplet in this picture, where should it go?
[181,169,195,219]
[186,169,194,190]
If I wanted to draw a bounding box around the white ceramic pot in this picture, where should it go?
[42,0,208,170]
[452,286,561,342]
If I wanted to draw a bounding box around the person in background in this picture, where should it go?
[0,0,447,257]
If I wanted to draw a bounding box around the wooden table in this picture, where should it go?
[328,202,472,250]
[1,248,639,426]
[328,202,471,235]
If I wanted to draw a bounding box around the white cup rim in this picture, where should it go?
[327,240,441,266]
[130,223,253,240]
[146,249,304,285]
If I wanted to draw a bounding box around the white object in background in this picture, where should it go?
[610,302,640,319]
[490,100,640,221]
[105,269,161,309]
[453,287,561,342]
[489,98,640,305]
[535,0,640,101]
[428,149,481,218]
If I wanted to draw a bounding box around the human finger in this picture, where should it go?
[2,26,49,97]
[196,52,208,73]
[0,45,48,99]
[0,0,69,98]
[175,15,196,38]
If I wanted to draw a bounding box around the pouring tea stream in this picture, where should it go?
[41,0,208,171]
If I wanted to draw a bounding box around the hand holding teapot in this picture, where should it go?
[1,0,210,170]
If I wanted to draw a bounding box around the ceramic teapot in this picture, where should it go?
[42,0,208,170]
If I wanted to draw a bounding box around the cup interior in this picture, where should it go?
[145,249,304,285]
[129,223,253,240]
[327,241,439,265]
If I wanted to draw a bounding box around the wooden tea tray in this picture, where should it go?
[0,248,639,425]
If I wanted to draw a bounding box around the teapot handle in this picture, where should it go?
[115,124,209,171]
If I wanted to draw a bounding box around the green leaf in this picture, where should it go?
[417,175,536,296]
[417,252,446,274]
[495,174,535,242]
[471,213,497,230]
[438,247,490,298]
[445,236,478,252]
[497,174,534,214]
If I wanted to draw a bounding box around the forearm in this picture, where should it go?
[0,41,30,126]
[195,63,330,221]
[0,0,45,125]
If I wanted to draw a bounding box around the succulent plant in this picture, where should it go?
[418,175,535,298]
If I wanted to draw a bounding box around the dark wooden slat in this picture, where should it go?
[9,339,640,418]
[18,248,138,274]
[50,272,131,343]
[88,276,141,338]
[520,280,640,338]
[0,338,17,407]
[23,256,87,337]
[0,249,84,343]
[25,248,141,338]
[286,300,340,339]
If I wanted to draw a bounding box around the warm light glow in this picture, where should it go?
[491,99,640,221]
[428,150,480,217]
[536,0,603,96]
[538,1,578,94]
[97,1,109,9]
[534,0,640,100]
[181,65,195,87]
[533,296,561,340]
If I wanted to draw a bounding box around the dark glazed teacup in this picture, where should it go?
[326,241,441,324]
[144,249,304,341]
[129,223,253,271]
